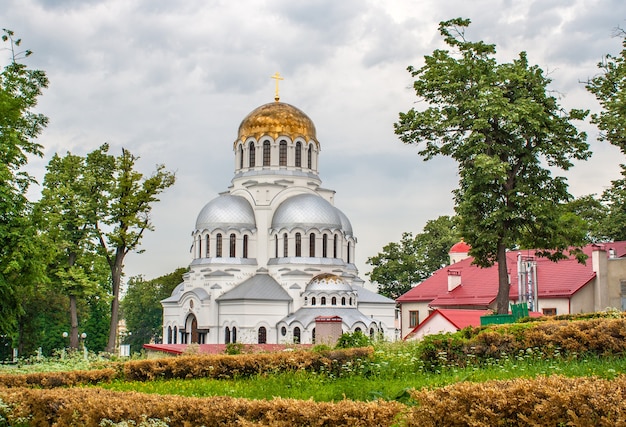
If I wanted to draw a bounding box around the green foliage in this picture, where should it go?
[121,268,186,353]
[395,18,590,312]
[367,216,459,299]
[335,331,372,349]
[0,30,49,340]
[224,342,244,355]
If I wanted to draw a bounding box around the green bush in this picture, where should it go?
[335,331,371,349]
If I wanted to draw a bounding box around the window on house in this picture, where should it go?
[229,233,236,257]
[263,141,271,166]
[309,233,315,257]
[542,308,557,316]
[295,142,301,167]
[249,141,255,167]
[279,140,287,166]
[216,233,222,257]
[295,233,302,257]
[243,235,248,258]
[409,311,419,328]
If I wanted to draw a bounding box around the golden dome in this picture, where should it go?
[236,102,318,147]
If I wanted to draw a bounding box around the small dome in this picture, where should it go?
[272,194,342,232]
[196,194,256,231]
[236,102,318,146]
[305,273,353,292]
[450,240,471,253]
[336,208,353,236]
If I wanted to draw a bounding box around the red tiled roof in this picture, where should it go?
[397,242,626,307]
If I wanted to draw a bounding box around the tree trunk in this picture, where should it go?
[105,247,125,353]
[69,295,79,349]
[495,241,510,314]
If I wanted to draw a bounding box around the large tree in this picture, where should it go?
[395,19,590,313]
[367,215,459,299]
[86,145,175,353]
[0,30,49,340]
[587,29,626,241]
[121,267,186,353]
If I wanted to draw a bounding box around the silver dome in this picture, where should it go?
[305,273,353,292]
[195,194,256,231]
[272,194,342,232]
[335,208,353,236]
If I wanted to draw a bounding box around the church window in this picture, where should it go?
[295,233,302,257]
[232,327,237,343]
[173,326,178,344]
[311,297,316,306]
[347,242,352,263]
[322,234,328,258]
[293,327,301,343]
[239,145,243,169]
[341,297,346,305]
[355,327,362,333]
[249,141,255,167]
[307,146,312,169]
[321,296,326,305]
[258,326,267,344]
[304,296,308,305]
[197,236,201,259]
[312,327,316,344]
[331,297,337,305]
[229,234,236,257]
[206,235,210,257]
[333,235,338,258]
[295,142,302,167]
[309,233,315,257]
[349,297,352,306]
[216,233,223,257]
[279,140,287,166]
[225,327,231,344]
[370,328,375,339]
[275,235,278,257]
[281,326,287,336]
[243,235,248,258]
[263,141,271,166]
[167,326,172,344]
[283,233,288,257]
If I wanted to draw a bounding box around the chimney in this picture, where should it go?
[448,269,461,292]
[591,244,608,311]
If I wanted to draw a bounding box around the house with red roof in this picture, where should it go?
[397,241,626,340]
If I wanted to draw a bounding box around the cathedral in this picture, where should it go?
[161,81,396,345]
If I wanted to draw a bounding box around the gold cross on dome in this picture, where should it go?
[271,71,284,102]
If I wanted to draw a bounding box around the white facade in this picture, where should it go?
[162,100,396,345]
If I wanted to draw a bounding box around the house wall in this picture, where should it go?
[606,258,626,310]
[406,315,456,341]
[399,301,431,339]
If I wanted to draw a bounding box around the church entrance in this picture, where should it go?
[185,314,200,344]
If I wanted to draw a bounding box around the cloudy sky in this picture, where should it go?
[4,0,626,285]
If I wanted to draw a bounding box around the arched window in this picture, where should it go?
[295,142,302,167]
[347,242,352,263]
[206,235,210,257]
[312,327,316,344]
[355,327,362,333]
[295,233,302,257]
[249,141,255,167]
[197,235,201,259]
[232,327,237,343]
[321,296,326,305]
[229,233,236,257]
[293,327,301,344]
[322,234,328,258]
[283,233,288,257]
[239,145,243,169]
[349,297,352,306]
[307,145,312,169]
[225,327,231,344]
[333,235,338,258]
[216,233,222,257]
[331,297,337,305]
[304,296,308,305]
[275,235,278,257]
[370,328,375,339]
[263,140,271,166]
[173,326,178,344]
[167,326,172,344]
[311,297,316,306]
[243,235,248,258]
[341,297,346,305]
[258,326,267,344]
[279,140,287,166]
[309,233,315,257]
